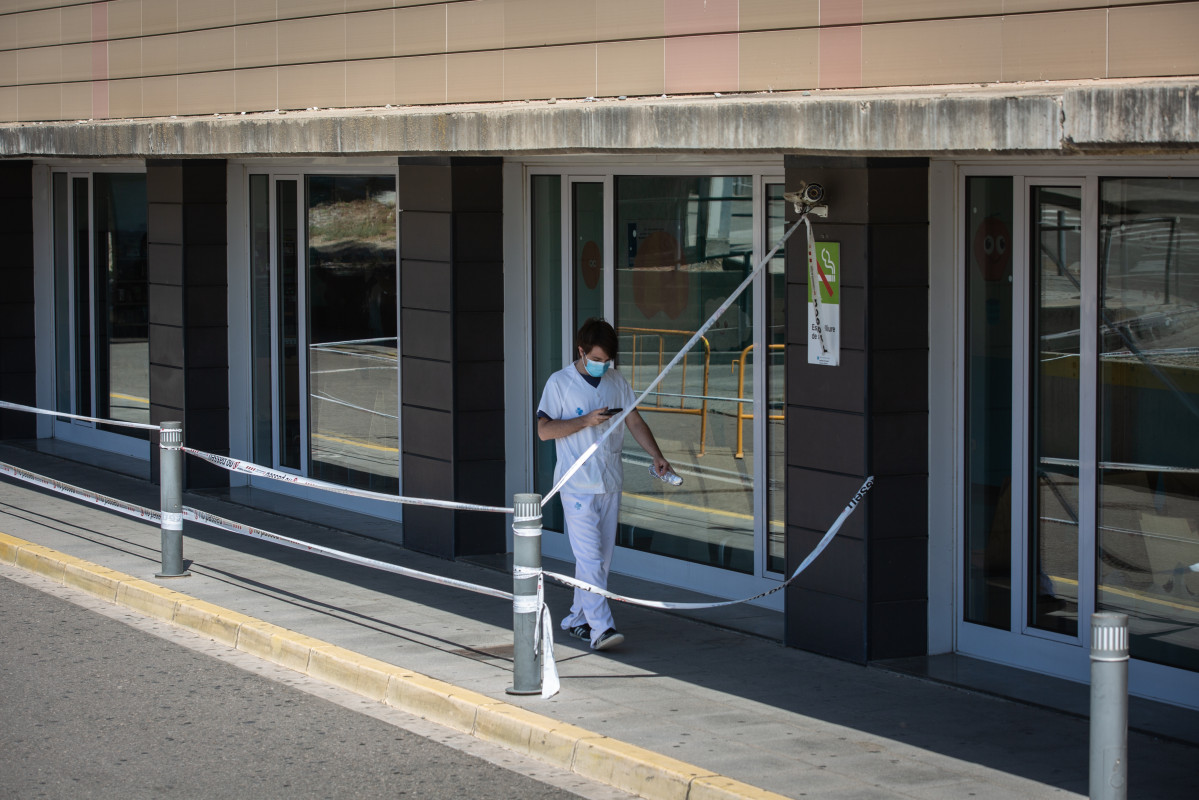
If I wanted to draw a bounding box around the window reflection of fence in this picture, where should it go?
[732,343,784,460]
[621,327,710,456]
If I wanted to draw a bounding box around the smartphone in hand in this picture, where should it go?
[601,407,623,417]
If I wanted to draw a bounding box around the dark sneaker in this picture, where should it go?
[592,628,625,651]
[567,623,591,641]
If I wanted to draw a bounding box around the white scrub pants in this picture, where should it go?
[559,490,621,646]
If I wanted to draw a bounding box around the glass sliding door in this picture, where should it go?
[50,170,149,450]
[531,174,564,532]
[248,171,400,496]
[764,183,787,574]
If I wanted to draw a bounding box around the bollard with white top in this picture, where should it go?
[1090,612,1128,800]
[508,493,543,695]
[155,421,190,578]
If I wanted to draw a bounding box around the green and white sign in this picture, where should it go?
[807,240,840,366]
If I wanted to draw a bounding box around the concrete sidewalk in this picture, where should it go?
[0,442,1195,800]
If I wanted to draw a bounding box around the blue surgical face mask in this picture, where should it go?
[584,358,610,378]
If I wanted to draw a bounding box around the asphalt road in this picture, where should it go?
[0,570,626,800]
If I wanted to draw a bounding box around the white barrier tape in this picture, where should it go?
[513,565,541,580]
[513,594,540,614]
[0,461,161,524]
[542,213,808,507]
[544,476,874,610]
[0,400,162,432]
[183,448,514,515]
[182,506,514,602]
[535,575,559,699]
[161,511,184,531]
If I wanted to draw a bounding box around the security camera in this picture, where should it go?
[784,182,826,210]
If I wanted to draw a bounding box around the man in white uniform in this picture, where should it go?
[537,318,672,650]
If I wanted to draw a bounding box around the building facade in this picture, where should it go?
[1,1,1197,709]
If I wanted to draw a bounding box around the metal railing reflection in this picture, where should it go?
[622,327,711,456]
[732,343,784,460]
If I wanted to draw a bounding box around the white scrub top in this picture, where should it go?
[537,363,636,494]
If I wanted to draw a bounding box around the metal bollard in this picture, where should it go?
[155,421,190,578]
[1090,612,1128,800]
[508,493,543,695]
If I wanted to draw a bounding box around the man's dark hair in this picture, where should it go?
[576,318,619,360]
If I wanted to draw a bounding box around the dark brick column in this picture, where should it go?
[783,156,930,663]
[396,158,506,560]
[0,161,36,439]
[146,160,229,488]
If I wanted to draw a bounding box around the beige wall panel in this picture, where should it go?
[346,58,396,107]
[0,16,17,50]
[60,4,93,43]
[396,4,447,56]
[279,0,348,21]
[18,83,62,122]
[18,45,62,83]
[505,0,594,48]
[108,77,143,118]
[236,0,277,26]
[395,53,447,105]
[60,43,93,82]
[448,0,504,52]
[178,28,236,73]
[107,0,144,39]
[0,87,16,123]
[142,0,179,35]
[178,70,237,115]
[505,43,596,101]
[60,81,93,120]
[862,1,1002,24]
[347,9,395,59]
[278,15,347,63]
[1110,4,1199,78]
[142,74,179,117]
[1002,1,1100,12]
[738,0,818,30]
[142,33,179,76]
[108,38,143,80]
[278,61,346,109]
[1002,10,1106,81]
[447,50,503,103]
[347,0,386,11]
[739,29,818,92]
[0,51,17,85]
[16,8,62,47]
[596,0,665,40]
[178,0,236,31]
[236,22,278,68]
[862,17,1002,86]
[235,66,278,112]
[597,39,665,97]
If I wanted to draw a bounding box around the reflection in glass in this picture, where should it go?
[614,175,755,573]
[53,173,71,414]
[964,176,1013,629]
[1029,186,1081,635]
[249,175,272,464]
[1097,178,1199,671]
[531,175,564,532]
[73,177,92,416]
[573,182,604,331]
[93,173,149,431]
[766,184,787,574]
[306,175,398,492]
[277,181,301,469]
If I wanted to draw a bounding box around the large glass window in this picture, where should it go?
[531,174,564,533]
[248,172,398,494]
[1097,178,1199,672]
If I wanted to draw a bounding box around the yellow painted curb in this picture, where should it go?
[2,532,788,800]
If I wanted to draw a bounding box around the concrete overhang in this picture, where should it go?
[1,78,1195,159]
